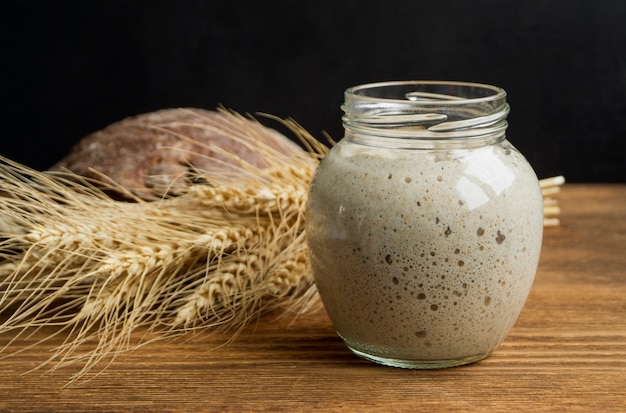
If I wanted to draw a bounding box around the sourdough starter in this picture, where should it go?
[306,138,543,366]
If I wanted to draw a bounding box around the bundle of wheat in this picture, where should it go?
[540,175,566,227]
[0,108,563,383]
[0,109,325,382]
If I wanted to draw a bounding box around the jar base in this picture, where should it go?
[346,345,489,369]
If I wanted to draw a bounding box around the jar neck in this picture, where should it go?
[342,81,509,149]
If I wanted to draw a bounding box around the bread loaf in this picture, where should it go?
[52,108,303,201]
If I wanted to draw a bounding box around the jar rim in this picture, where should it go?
[345,80,507,105]
[341,80,509,146]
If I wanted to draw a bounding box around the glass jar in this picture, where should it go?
[306,81,543,369]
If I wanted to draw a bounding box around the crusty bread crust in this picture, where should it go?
[52,108,301,201]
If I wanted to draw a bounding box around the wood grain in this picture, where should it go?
[1,184,625,412]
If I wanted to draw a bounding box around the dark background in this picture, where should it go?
[2,1,625,182]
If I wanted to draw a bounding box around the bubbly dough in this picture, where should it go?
[307,138,543,363]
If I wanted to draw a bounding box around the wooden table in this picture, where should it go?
[1,184,625,412]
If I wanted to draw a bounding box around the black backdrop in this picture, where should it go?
[2,1,625,182]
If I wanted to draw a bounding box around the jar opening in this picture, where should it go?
[347,80,505,104]
[342,81,509,146]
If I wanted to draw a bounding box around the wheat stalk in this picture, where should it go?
[0,110,325,383]
[0,109,563,383]
[540,175,565,226]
